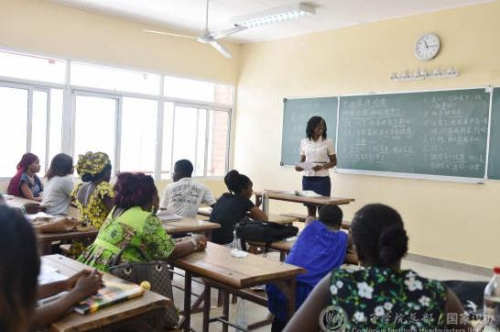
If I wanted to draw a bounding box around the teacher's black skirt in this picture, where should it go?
[302,176,331,196]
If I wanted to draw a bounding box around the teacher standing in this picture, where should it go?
[295,116,337,217]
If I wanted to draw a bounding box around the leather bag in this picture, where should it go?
[108,244,179,328]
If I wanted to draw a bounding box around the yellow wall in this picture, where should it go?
[235,2,500,267]
[0,0,240,83]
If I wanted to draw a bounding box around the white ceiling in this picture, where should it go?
[47,0,495,43]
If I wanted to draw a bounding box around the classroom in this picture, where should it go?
[0,0,499,330]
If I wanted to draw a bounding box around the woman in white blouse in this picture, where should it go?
[295,116,337,217]
[41,153,74,215]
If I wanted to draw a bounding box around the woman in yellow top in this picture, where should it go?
[71,151,114,229]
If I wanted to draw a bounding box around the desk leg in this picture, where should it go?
[202,284,211,332]
[183,271,192,332]
[274,278,297,320]
[222,291,230,332]
[38,240,52,255]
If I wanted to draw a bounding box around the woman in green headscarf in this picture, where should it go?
[71,152,114,229]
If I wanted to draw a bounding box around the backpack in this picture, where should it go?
[236,220,298,252]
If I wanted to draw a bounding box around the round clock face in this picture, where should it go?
[414,33,441,61]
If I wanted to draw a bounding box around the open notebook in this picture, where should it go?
[74,278,144,314]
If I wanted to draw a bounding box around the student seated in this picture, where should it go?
[72,151,114,229]
[283,204,469,332]
[209,170,268,245]
[160,159,216,218]
[41,153,75,215]
[0,205,101,331]
[78,172,207,272]
[266,205,354,332]
[7,152,43,201]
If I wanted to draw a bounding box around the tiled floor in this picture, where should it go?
[171,252,489,332]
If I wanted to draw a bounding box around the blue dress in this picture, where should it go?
[19,172,43,197]
[266,219,348,322]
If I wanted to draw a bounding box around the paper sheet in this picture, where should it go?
[295,161,314,171]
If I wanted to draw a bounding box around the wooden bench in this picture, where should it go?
[280,213,352,230]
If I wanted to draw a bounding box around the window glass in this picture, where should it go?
[161,103,174,179]
[172,106,198,171]
[47,89,64,164]
[207,111,229,177]
[120,98,157,175]
[195,109,207,176]
[0,87,28,177]
[0,51,66,84]
[71,62,160,96]
[32,90,49,175]
[73,95,117,167]
[164,77,233,104]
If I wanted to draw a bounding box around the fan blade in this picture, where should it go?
[211,24,247,40]
[143,29,196,39]
[208,41,232,58]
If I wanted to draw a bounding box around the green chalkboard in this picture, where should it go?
[337,89,490,179]
[487,88,500,179]
[281,97,338,166]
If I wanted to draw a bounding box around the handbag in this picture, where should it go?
[236,220,298,252]
[108,244,179,328]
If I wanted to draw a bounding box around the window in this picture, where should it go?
[73,94,117,165]
[164,77,233,104]
[0,49,233,180]
[120,98,157,174]
[0,87,28,177]
[161,105,229,178]
[0,51,65,84]
[71,62,161,96]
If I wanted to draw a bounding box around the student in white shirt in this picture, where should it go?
[41,153,75,215]
[295,116,337,217]
[160,159,216,218]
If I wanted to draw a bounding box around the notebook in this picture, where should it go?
[74,278,144,314]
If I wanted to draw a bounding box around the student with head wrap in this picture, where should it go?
[71,152,114,229]
[7,153,43,201]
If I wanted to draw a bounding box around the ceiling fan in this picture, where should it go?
[144,0,246,58]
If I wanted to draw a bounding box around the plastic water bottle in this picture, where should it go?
[261,190,269,216]
[482,267,500,331]
[230,229,247,258]
[235,298,248,329]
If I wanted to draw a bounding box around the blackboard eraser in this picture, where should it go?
[280,162,284,166]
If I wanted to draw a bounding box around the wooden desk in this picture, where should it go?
[37,228,98,255]
[256,190,355,206]
[43,254,171,332]
[174,242,305,332]
[3,194,35,208]
[163,218,220,239]
[197,207,297,225]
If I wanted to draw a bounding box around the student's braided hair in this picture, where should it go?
[351,204,408,267]
[224,170,251,196]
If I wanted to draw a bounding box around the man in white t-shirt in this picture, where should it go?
[160,159,216,218]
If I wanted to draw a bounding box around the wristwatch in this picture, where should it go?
[189,238,198,251]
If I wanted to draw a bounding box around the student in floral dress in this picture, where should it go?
[284,204,469,332]
[78,172,206,272]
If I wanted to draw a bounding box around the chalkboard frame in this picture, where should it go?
[332,86,494,183]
